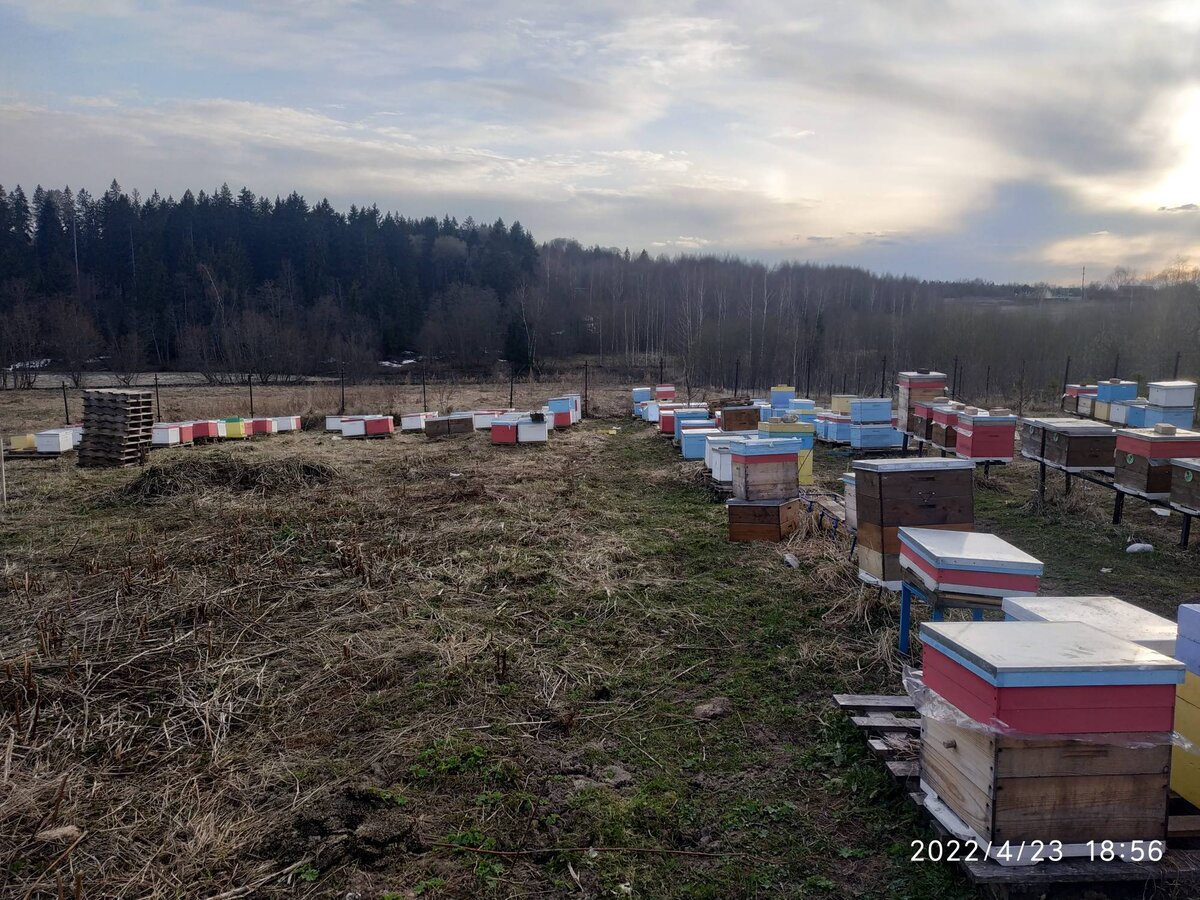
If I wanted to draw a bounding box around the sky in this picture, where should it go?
[0,0,1198,284]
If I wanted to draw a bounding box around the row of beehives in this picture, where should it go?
[635,376,1200,859]
[376,392,582,445]
[5,415,302,456]
[1021,416,1200,509]
[633,385,817,542]
[633,383,909,452]
[1065,378,1197,429]
[897,370,1020,463]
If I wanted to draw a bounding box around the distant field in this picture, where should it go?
[1,397,1197,898]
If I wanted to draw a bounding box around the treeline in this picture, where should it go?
[0,181,538,385]
[1,180,1198,403]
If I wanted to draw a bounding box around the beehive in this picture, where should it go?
[899,527,1041,598]
[729,437,806,501]
[726,498,802,542]
[1171,458,1200,513]
[1172,605,1200,809]
[1115,425,1200,498]
[517,415,549,443]
[1021,418,1116,471]
[919,621,1179,845]
[472,409,510,430]
[1001,595,1177,656]
[491,413,520,444]
[720,406,761,432]
[1096,379,1139,403]
[897,370,947,435]
[930,402,964,450]
[223,418,247,439]
[853,457,975,585]
[849,398,892,425]
[152,424,181,447]
[654,384,676,400]
[681,427,721,459]
[35,429,73,454]
[830,394,855,415]
[400,411,438,432]
[954,409,1016,462]
[274,416,301,433]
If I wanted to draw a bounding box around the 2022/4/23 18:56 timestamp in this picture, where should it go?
[911,839,1166,863]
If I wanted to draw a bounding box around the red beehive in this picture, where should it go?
[659,409,676,435]
[364,416,395,436]
[955,409,1016,462]
[491,415,519,444]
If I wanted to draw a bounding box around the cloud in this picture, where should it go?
[2,0,1199,281]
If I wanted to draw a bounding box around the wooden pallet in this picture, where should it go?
[834,694,1200,896]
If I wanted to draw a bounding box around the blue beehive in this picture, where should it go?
[850,425,904,449]
[849,398,892,425]
[549,397,573,413]
[1144,405,1195,429]
[673,408,710,441]
[1096,380,1138,403]
[681,427,721,459]
[1125,402,1148,428]
[770,385,796,408]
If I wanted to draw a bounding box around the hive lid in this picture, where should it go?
[1116,426,1200,441]
[852,457,973,472]
[899,527,1043,574]
[1149,380,1197,389]
[920,621,1184,684]
[1001,596,1176,649]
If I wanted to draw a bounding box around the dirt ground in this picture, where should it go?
[1,384,1198,899]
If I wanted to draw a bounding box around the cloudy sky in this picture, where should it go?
[1,0,1197,282]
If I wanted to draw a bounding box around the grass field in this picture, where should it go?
[1,385,1198,898]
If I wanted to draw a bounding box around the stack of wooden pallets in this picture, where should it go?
[78,389,153,468]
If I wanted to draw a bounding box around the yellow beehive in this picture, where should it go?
[223,418,247,439]
[1172,683,1200,807]
[798,450,814,485]
[9,433,37,452]
[759,420,815,435]
[1093,400,1111,421]
[831,394,855,415]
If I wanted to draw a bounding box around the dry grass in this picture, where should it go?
[4,387,1195,899]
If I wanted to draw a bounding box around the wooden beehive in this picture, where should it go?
[852,458,975,585]
[921,716,1171,844]
[720,406,760,432]
[930,402,963,450]
[726,499,802,542]
[1023,418,1116,471]
[1171,458,1200,513]
[1115,426,1200,498]
[920,621,1180,844]
[78,389,153,468]
[897,371,947,435]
